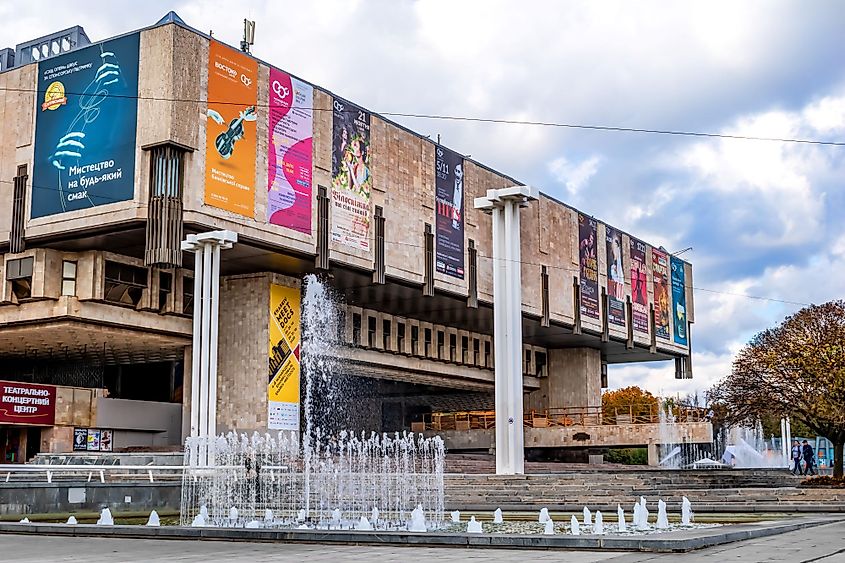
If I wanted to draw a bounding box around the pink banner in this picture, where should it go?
[268,68,313,234]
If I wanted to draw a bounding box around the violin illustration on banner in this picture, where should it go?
[207,106,257,159]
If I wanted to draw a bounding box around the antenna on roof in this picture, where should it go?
[241,19,255,53]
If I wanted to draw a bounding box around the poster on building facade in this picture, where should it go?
[331,97,372,251]
[204,41,258,217]
[268,68,313,234]
[671,256,688,346]
[652,247,670,339]
[0,381,56,425]
[434,145,465,279]
[630,237,649,333]
[268,283,301,431]
[605,226,626,327]
[578,214,599,319]
[31,33,140,218]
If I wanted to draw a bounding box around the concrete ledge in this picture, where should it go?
[0,517,834,552]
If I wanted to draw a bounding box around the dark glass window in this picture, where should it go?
[104,261,147,306]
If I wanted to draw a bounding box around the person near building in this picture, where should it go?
[791,440,803,475]
[802,440,817,476]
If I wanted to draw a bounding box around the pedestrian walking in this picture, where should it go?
[802,440,817,476]
[791,440,803,475]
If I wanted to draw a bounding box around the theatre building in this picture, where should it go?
[0,13,697,462]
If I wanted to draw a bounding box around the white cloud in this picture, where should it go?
[547,155,602,196]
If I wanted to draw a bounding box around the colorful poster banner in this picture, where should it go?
[31,34,140,218]
[268,69,313,233]
[605,226,626,327]
[331,98,372,250]
[204,41,258,216]
[652,248,670,340]
[268,283,301,431]
[0,381,56,425]
[578,214,599,319]
[434,145,465,279]
[671,256,688,346]
[630,237,649,333]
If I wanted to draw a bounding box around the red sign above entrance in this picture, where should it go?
[0,381,56,426]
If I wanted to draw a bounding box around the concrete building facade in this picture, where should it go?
[0,14,696,458]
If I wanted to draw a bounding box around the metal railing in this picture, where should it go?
[420,405,708,431]
[0,464,185,484]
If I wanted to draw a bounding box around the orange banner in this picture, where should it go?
[204,41,258,216]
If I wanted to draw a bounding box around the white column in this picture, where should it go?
[207,243,221,441]
[505,200,525,474]
[189,247,203,438]
[491,205,509,474]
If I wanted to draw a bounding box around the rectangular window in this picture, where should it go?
[473,338,480,365]
[411,325,419,355]
[367,316,377,348]
[61,260,77,297]
[437,330,445,359]
[461,335,469,364]
[382,319,391,350]
[352,313,362,345]
[397,322,406,353]
[158,271,172,312]
[525,349,532,375]
[449,333,457,362]
[424,328,432,356]
[104,261,147,307]
[535,351,548,378]
[182,276,194,315]
[6,256,34,301]
[484,341,491,368]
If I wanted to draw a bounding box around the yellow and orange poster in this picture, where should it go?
[268,283,301,431]
[204,41,258,216]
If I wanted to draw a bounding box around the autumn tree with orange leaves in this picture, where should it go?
[710,301,845,478]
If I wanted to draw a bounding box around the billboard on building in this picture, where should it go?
[268,283,301,431]
[434,145,464,279]
[630,237,649,333]
[204,41,258,217]
[578,214,599,319]
[268,68,313,234]
[605,225,626,327]
[31,33,140,218]
[671,256,688,346]
[0,381,56,425]
[652,248,670,339]
[331,97,372,251]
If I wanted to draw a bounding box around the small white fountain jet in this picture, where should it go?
[296,509,306,522]
[681,497,694,526]
[656,499,670,529]
[539,507,550,523]
[493,508,504,524]
[96,508,114,526]
[543,519,555,535]
[146,510,160,527]
[570,515,580,535]
[245,520,261,529]
[617,505,626,532]
[594,511,604,535]
[408,504,427,532]
[264,509,274,523]
[66,516,78,525]
[583,506,592,526]
[450,510,461,523]
[18,518,30,524]
[466,516,483,533]
[357,516,374,531]
[229,507,239,525]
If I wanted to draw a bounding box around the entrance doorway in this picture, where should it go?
[0,426,42,463]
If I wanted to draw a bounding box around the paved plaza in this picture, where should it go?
[3,519,844,563]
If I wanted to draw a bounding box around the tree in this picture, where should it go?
[710,301,845,478]
[602,386,659,420]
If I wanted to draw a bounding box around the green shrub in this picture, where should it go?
[605,448,648,465]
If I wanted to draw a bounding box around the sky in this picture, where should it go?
[3,1,844,400]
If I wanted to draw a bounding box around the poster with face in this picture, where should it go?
[73,428,88,451]
[630,237,649,333]
[331,97,372,251]
[605,226,626,327]
[652,248,670,339]
[578,214,599,319]
[99,429,113,452]
[435,145,464,279]
[671,256,688,345]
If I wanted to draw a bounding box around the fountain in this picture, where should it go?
[583,506,592,526]
[408,505,427,532]
[466,516,483,533]
[146,510,161,527]
[543,519,555,535]
[18,517,29,524]
[594,511,604,535]
[96,508,114,526]
[539,507,550,523]
[493,508,503,524]
[180,276,445,530]
[570,515,580,535]
[66,516,78,525]
[656,500,669,529]
[681,497,694,526]
[451,510,461,523]
[264,509,274,523]
[634,498,649,530]
[617,505,626,532]
[357,516,374,531]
